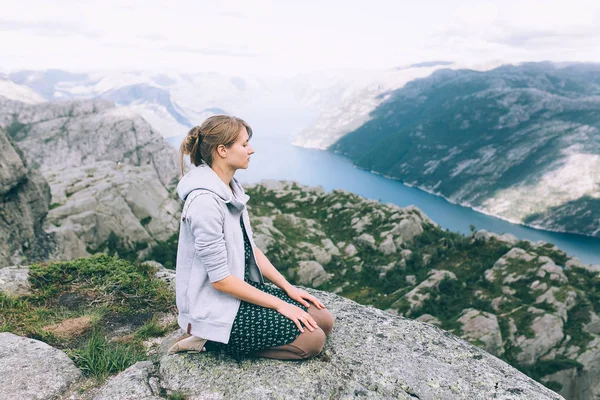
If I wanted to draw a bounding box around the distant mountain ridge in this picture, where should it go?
[1,65,502,147]
[0,70,290,141]
[290,61,506,149]
[326,62,600,238]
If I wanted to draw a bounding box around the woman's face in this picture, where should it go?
[226,126,254,170]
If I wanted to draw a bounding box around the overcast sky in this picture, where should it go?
[1,0,599,77]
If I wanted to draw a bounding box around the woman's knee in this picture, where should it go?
[307,307,334,336]
[300,327,326,358]
[280,326,326,359]
[254,326,327,360]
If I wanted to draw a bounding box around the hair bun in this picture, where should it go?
[182,135,193,154]
[182,126,203,154]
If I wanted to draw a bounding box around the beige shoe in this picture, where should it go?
[167,334,208,355]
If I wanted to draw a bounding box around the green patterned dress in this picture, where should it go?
[204,215,307,359]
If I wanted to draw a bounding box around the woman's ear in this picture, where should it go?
[216,144,227,158]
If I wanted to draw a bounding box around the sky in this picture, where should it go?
[1,0,599,78]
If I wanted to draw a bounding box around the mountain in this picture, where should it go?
[98,83,192,138]
[2,70,281,141]
[0,96,181,263]
[290,65,459,149]
[8,69,93,98]
[290,61,507,149]
[325,62,600,238]
[0,97,178,186]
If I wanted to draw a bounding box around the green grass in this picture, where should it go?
[141,216,152,226]
[1,254,176,384]
[6,120,29,140]
[135,315,170,340]
[28,254,174,312]
[167,392,187,400]
[67,329,145,380]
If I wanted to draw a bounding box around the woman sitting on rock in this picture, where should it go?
[168,115,334,360]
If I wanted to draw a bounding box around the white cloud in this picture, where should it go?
[0,0,599,77]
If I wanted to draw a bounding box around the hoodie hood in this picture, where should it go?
[176,163,249,210]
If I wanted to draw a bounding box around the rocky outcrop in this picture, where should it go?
[241,180,600,399]
[43,161,180,260]
[473,229,519,245]
[247,181,436,261]
[0,127,53,267]
[394,269,458,313]
[95,289,563,399]
[0,97,181,261]
[0,332,81,400]
[91,361,161,400]
[1,171,597,399]
[458,308,504,357]
[0,255,566,399]
[291,260,333,287]
[0,97,179,187]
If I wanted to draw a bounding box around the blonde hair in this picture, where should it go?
[179,115,253,175]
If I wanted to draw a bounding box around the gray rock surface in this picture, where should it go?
[0,97,181,262]
[154,288,562,399]
[92,361,161,400]
[415,313,442,326]
[356,232,376,249]
[458,308,504,357]
[0,265,31,295]
[378,234,397,254]
[294,260,333,287]
[515,312,565,365]
[43,161,180,261]
[0,332,81,400]
[0,127,53,267]
[142,260,176,291]
[0,98,178,187]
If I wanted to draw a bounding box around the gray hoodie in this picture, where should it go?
[175,163,264,344]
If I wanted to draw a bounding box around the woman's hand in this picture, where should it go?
[275,302,319,333]
[284,285,326,310]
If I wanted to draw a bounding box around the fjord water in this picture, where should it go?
[212,134,600,265]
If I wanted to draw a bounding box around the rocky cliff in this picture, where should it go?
[42,160,181,261]
[0,255,562,400]
[0,97,181,263]
[0,127,53,267]
[0,97,179,187]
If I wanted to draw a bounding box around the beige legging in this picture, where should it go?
[253,306,334,360]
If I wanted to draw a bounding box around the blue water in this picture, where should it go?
[192,134,600,266]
